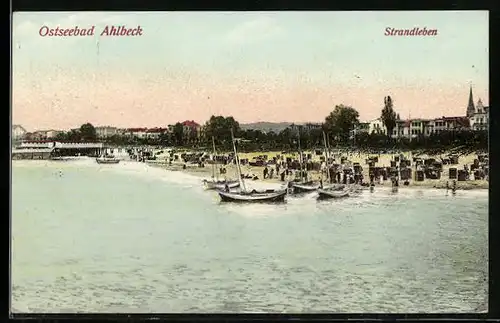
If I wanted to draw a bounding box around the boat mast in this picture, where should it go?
[323,131,330,183]
[231,128,247,192]
[211,136,217,180]
[297,128,303,183]
[326,132,331,160]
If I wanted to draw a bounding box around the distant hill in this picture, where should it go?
[239,122,294,133]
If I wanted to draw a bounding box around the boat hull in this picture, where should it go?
[218,190,287,203]
[96,158,120,164]
[292,183,320,194]
[317,189,350,200]
[204,180,240,190]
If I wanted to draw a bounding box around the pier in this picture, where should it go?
[12,141,104,160]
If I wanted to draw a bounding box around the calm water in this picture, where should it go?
[11,159,488,313]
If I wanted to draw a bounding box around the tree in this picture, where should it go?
[54,131,68,141]
[203,115,240,146]
[278,127,294,150]
[381,96,397,140]
[187,127,198,146]
[173,123,184,146]
[158,132,172,147]
[67,129,81,141]
[79,123,97,141]
[323,104,360,144]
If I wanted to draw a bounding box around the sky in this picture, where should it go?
[12,11,489,132]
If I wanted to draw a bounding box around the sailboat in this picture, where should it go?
[93,40,120,165]
[218,129,287,203]
[317,187,350,199]
[203,136,240,190]
[317,131,349,199]
[96,146,120,164]
[290,128,320,194]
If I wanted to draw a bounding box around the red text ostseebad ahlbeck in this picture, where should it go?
[39,25,144,37]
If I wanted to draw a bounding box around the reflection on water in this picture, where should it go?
[11,159,488,313]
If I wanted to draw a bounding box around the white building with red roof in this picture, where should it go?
[181,120,201,138]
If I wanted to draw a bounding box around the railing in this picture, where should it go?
[54,142,103,148]
[20,141,103,149]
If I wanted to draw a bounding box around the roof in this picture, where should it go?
[95,126,117,129]
[12,125,27,131]
[21,140,55,143]
[432,116,470,127]
[13,148,55,154]
[146,127,169,133]
[21,140,99,144]
[127,128,148,132]
[182,120,200,127]
[32,129,63,134]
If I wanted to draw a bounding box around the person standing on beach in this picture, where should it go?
[263,167,269,179]
[269,168,274,179]
[280,170,286,181]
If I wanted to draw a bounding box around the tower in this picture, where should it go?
[466,85,475,117]
[477,98,484,113]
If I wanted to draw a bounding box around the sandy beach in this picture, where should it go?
[146,150,488,191]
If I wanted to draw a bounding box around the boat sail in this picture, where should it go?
[203,136,240,190]
[291,128,320,194]
[218,129,287,203]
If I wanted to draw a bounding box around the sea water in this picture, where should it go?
[11,159,488,313]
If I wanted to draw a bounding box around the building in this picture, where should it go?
[126,128,148,138]
[466,85,476,118]
[182,120,201,138]
[289,123,323,134]
[28,129,64,140]
[303,123,322,132]
[368,118,387,135]
[466,85,489,131]
[145,127,169,139]
[95,126,118,138]
[408,118,430,138]
[12,125,27,140]
[13,141,105,160]
[431,116,469,134]
[469,98,489,131]
[355,122,370,133]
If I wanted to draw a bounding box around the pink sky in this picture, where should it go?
[13,71,488,132]
[12,12,489,132]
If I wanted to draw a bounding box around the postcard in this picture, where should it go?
[11,11,488,314]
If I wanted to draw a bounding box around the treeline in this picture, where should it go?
[51,100,488,152]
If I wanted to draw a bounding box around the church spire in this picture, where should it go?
[466,84,475,117]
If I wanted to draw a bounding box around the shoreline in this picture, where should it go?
[11,149,489,191]
[145,159,489,191]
